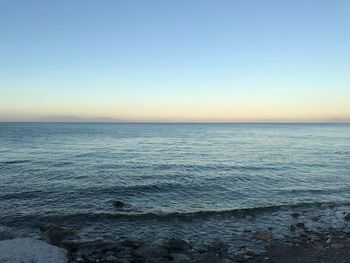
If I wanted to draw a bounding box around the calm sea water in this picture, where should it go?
[1,123,350,247]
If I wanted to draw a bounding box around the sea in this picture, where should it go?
[0,123,350,250]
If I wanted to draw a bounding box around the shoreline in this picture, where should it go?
[65,227,350,263]
[2,203,350,262]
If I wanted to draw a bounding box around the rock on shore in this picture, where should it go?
[0,225,14,240]
[0,238,68,263]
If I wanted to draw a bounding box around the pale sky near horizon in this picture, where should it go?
[1,0,350,122]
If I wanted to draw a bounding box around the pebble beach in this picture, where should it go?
[2,202,350,262]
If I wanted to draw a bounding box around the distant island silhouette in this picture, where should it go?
[23,116,350,123]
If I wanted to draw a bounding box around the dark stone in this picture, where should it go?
[134,245,168,259]
[105,255,118,262]
[195,252,222,263]
[264,242,272,250]
[245,250,258,257]
[170,252,191,263]
[146,258,170,263]
[252,231,271,241]
[205,240,228,255]
[295,222,305,229]
[0,226,14,240]
[131,258,145,263]
[112,200,126,208]
[39,224,76,246]
[331,244,345,249]
[291,212,300,218]
[120,239,142,248]
[168,238,190,252]
[321,203,335,209]
[290,224,296,231]
[116,249,133,263]
[344,212,350,221]
[62,240,79,252]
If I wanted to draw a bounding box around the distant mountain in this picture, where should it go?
[2,115,350,123]
[37,116,124,122]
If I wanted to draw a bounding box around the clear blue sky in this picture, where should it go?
[1,0,349,121]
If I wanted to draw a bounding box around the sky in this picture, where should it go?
[0,0,350,122]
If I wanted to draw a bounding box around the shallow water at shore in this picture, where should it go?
[0,123,349,246]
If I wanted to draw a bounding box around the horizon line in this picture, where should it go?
[1,121,349,124]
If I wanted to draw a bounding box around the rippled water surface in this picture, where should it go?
[1,123,349,246]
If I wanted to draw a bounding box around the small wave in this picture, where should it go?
[81,182,187,196]
[0,183,188,202]
[52,161,73,167]
[0,160,30,165]
[278,186,350,195]
[122,182,182,191]
[154,163,281,172]
[6,201,348,226]
[92,162,281,172]
[0,190,47,200]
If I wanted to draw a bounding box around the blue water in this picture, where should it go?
[0,123,350,247]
